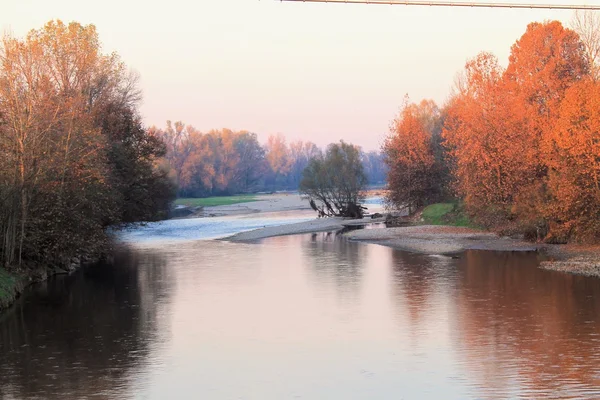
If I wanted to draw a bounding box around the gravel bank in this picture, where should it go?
[182,193,385,218]
[344,225,539,255]
[228,216,600,279]
[540,245,600,277]
[227,219,537,254]
[201,193,310,217]
[226,218,345,241]
[540,258,600,277]
[226,216,387,242]
[347,225,600,277]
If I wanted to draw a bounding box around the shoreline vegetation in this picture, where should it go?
[0,21,176,312]
[383,19,600,246]
[0,268,22,311]
[0,255,96,312]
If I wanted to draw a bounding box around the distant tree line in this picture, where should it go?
[0,21,175,271]
[153,123,386,197]
[384,14,600,243]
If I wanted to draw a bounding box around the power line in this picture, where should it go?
[278,0,600,11]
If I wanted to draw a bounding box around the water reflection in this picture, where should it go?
[302,231,365,298]
[390,252,453,336]
[1,236,600,399]
[451,250,600,399]
[0,248,173,399]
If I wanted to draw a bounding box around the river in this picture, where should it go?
[1,212,600,399]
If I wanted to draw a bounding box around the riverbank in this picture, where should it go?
[173,193,312,219]
[226,216,386,242]
[0,269,23,311]
[226,217,600,278]
[353,225,600,278]
[344,225,539,254]
[226,216,538,253]
[540,245,600,277]
[0,256,94,312]
[0,269,49,312]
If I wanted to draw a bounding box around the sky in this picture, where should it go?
[2,0,597,150]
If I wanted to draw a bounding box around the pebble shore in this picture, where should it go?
[344,225,539,254]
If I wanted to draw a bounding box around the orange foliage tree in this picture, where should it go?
[383,98,448,213]
[505,21,588,239]
[546,78,600,241]
[443,21,593,241]
[443,52,536,227]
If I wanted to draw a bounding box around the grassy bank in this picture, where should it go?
[175,195,258,208]
[0,268,22,310]
[421,203,473,227]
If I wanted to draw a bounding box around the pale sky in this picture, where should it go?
[2,0,597,150]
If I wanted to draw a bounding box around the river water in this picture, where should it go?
[1,213,600,399]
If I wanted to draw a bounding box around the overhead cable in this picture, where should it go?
[278,0,600,11]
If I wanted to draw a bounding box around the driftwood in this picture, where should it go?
[308,198,365,219]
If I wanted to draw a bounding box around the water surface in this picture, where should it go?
[116,210,316,243]
[1,225,600,399]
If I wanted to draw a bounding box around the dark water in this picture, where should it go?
[2,233,600,399]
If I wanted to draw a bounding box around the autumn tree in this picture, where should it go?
[443,52,536,227]
[505,21,588,166]
[174,126,214,197]
[0,21,116,266]
[265,133,292,189]
[300,141,367,218]
[443,21,590,239]
[233,132,266,192]
[384,97,447,214]
[0,20,174,270]
[155,124,268,196]
[505,21,588,237]
[545,78,600,241]
[156,120,196,186]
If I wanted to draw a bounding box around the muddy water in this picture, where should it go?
[1,231,600,399]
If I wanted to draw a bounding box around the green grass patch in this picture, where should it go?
[174,195,258,208]
[0,268,17,308]
[421,203,455,225]
[421,202,474,227]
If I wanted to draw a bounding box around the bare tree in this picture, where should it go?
[572,10,600,80]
